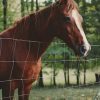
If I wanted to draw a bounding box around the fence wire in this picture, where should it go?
[0,38,99,99]
[0,0,100,99]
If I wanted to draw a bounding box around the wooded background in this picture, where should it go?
[0,0,100,87]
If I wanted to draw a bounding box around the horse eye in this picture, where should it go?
[64,16,71,23]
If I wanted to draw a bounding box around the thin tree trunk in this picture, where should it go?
[63,52,67,86]
[64,63,70,86]
[53,63,56,86]
[82,0,87,31]
[64,63,67,86]
[26,0,29,13]
[82,1,87,85]
[76,59,80,86]
[38,69,44,87]
[52,53,57,86]
[31,0,34,11]
[2,0,7,29]
[21,0,25,17]
[63,54,70,86]
[83,58,87,85]
[67,65,70,85]
[36,0,39,11]
[67,55,70,86]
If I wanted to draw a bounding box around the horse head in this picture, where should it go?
[50,0,91,57]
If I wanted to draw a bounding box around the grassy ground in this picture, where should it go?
[6,85,98,100]
[0,85,99,100]
[0,69,99,100]
[29,86,100,100]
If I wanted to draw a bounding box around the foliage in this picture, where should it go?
[44,0,53,6]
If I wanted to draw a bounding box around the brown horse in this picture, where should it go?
[0,0,91,100]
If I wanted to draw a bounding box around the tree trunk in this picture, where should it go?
[26,0,29,13]
[76,59,80,86]
[2,0,7,29]
[95,74,99,83]
[82,0,87,31]
[83,58,87,85]
[67,65,70,85]
[31,0,34,11]
[21,0,25,17]
[38,69,44,87]
[36,0,39,11]
[64,63,67,86]
[53,64,56,86]
[52,53,57,86]
[63,54,70,86]
[82,1,87,85]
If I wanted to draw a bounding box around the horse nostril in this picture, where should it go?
[80,45,87,55]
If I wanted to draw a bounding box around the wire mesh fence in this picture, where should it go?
[0,0,100,99]
[0,38,99,100]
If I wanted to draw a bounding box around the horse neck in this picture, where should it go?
[30,6,54,41]
[29,6,56,60]
[0,6,55,61]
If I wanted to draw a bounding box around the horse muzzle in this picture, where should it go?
[79,44,91,57]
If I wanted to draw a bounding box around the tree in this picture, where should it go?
[52,55,57,86]
[44,0,53,6]
[36,0,39,11]
[37,68,44,87]
[2,0,7,29]
[0,1,3,31]
[63,54,69,86]
[21,0,25,17]
[83,58,87,85]
[76,59,80,85]
[31,0,34,11]
[26,0,29,13]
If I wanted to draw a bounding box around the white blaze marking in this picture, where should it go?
[72,9,91,56]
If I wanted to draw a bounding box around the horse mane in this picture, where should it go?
[0,6,52,39]
[14,5,52,29]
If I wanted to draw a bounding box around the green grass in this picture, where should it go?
[0,85,100,100]
[4,85,98,100]
[0,85,99,100]
[30,86,100,100]
[0,69,99,100]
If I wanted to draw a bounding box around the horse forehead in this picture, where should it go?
[71,9,84,36]
[72,9,81,19]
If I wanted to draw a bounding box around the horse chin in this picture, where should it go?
[74,49,89,58]
[74,51,85,58]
